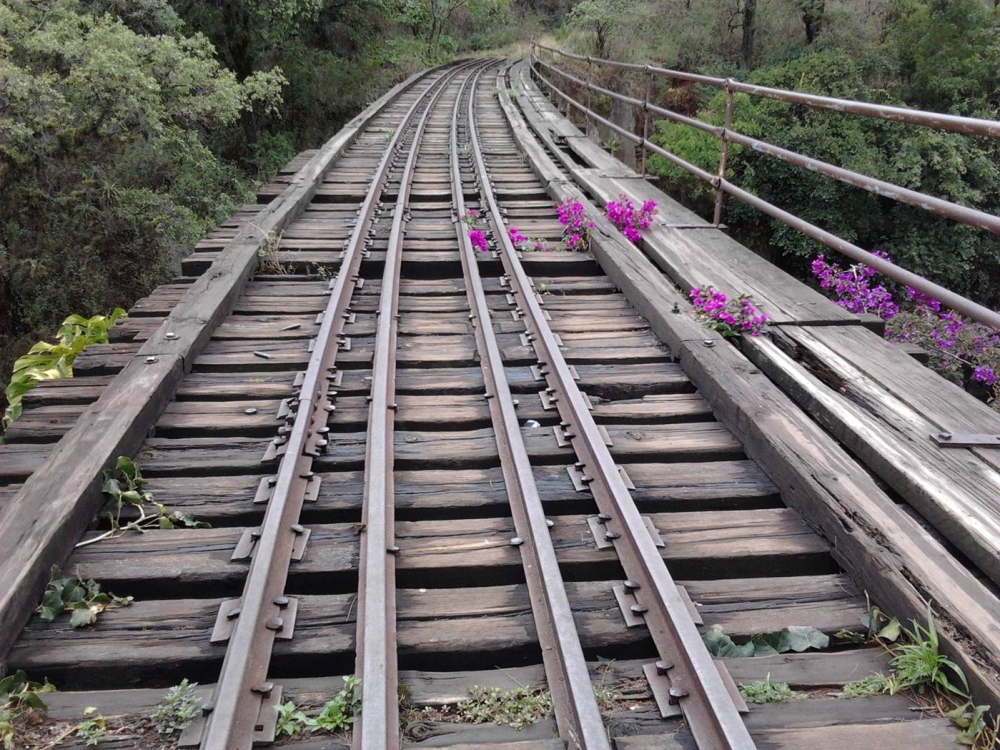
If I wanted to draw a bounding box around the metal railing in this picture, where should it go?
[529,42,1000,331]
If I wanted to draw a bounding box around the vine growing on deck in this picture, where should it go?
[2,309,127,431]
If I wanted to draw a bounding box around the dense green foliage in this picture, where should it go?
[559,0,1000,305]
[0,0,543,421]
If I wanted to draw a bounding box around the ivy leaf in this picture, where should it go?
[69,603,97,629]
[39,589,64,621]
[779,626,830,652]
[159,516,175,529]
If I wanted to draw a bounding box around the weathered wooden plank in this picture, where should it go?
[66,513,832,593]
[88,459,775,524]
[110,422,741,477]
[616,718,960,750]
[8,578,861,688]
[744,325,1000,586]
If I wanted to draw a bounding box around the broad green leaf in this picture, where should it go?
[40,590,64,621]
[877,617,901,642]
[69,604,96,628]
[780,626,830,652]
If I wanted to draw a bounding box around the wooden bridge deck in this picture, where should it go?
[0,59,997,749]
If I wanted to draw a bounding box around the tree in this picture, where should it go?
[0,0,283,346]
[798,0,825,43]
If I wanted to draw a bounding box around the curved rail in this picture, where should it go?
[353,58,488,750]
[450,65,610,750]
[527,54,1000,332]
[192,62,477,750]
[474,64,757,749]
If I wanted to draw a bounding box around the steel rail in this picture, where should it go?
[450,64,611,750]
[531,57,1000,237]
[353,58,481,750]
[527,62,1000,333]
[194,64,470,750]
[533,42,1000,139]
[478,68,756,749]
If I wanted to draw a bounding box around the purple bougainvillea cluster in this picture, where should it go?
[605,195,657,244]
[810,253,1000,399]
[810,253,899,319]
[506,198,594,253]
[460,209,490,253]
[690,286,769,338]
[556,197,594,251]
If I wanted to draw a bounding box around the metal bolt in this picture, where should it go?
[201,702,215,716]
[605,530,620,540]
[265,618,284,632]
[387,545,400,554]
[655,661,672,675]
[524,420,541,428]
[165,332,178,340]
[145,356,158,364]
[703,340,715,347]
[545,518,555,528]
[597,513,612,522]
[630,604,648,614]
[244,407,258,415]
[623,580,640,590]
[226,607,241,620]
[273,597,289,608]
[290,524,305,534]
[510,537,524,546]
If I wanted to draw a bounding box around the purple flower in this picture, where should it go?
[508,227,527,245]
[605,195,658,246]
[469,229,488,253]
[974,367,997,386]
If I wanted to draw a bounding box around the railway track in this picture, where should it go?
[0,59,987,749]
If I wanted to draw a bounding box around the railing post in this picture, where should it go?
[585,56,594,137]
[713,81,735,227]
[641,65,652,177]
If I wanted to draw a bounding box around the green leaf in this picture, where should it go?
[780,626,830,652]
[877,617,901,642]
[69,604,96,629]
[40,590,65,621]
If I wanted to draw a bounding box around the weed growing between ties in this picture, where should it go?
[0,671,55,749]
[738,675,802,704]
[149,680,200,735]
[77,456,209,549]
[255,227,290,275]
[275,677,361,738]
[833,605,996,747]
[402,685,554,738]
[38,567,132,629]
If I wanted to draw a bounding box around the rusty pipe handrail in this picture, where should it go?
[531,56,1000,237]
[527,60,1000,332]
[533,42,1000,139]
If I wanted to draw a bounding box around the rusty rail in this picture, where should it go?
[354,61,480,750]
[451,64,610,750]
[186,62,473,750]
[481,68,757,749]
[527,51,1000,332]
